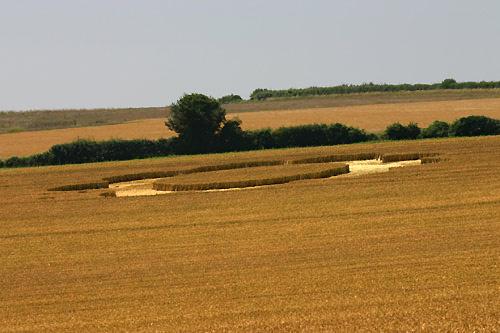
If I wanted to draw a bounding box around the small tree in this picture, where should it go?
[215,118,248,152]
[441,78,457,89]
[449,115,500,137]
[218,94,243,104]
[166,94,227,152]
[422,121,450,138]
[383,122,421,140]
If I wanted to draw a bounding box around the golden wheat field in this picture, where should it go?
[2,97,500,158]
[2,89,498,134]
[0,136,499,331]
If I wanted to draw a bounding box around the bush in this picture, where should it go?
[244,129,275,150]
[328,123,374,144]
[441,78,457,89]
[215,119,248,152]
[422,121,450,138]
[5,156,30,168]
[218,94,243,104]
[449,115,500,137]
[271,123,373,148]
[45,138,178,166]
[49,139,103,164]
[383,122,421,140]
[273,124,330,148]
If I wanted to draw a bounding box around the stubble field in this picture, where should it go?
[2,97,500,158]
[0,136,499,331]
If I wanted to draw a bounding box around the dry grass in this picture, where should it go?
[0,136,499,331]
[3,89,499,134]
[421,156,442,164]
[153,163,349,191]
[230,97,500,133]
[0,118,173,158]
[224,88,500,112]
[381,152,439,163]
[102,160,285,184]
[48,181,109,192]
[0,107,167,133]
[290,152,379,164]
[2,97,500,158]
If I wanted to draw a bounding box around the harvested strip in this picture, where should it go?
[102,160,284,184]
[103,171,178,184]
[381,152,439,163]
[48,182,109,192]
[290,152,379,164]
[153,163,349,192]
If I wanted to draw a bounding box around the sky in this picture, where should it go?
[1,0,500,111]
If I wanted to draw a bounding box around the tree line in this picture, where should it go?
[1,94,499,168]
[249,79,500,100]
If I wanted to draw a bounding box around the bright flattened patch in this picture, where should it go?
[109,178,167,197]
[339,159,422,177]
[111,159,422,197]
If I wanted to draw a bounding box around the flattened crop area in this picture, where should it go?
[0,137,499,331]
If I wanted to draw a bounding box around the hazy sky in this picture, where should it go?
[1,0,500,111]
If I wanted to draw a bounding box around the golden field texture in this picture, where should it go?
[153,163,349,191]
[2,89,499,134]
[0,107,166,133]
[2,97,500,158]
[0,136,499,331]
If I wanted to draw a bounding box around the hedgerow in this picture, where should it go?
[0,116,498,169]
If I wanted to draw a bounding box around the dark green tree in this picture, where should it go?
[422,121,450,138]
[441,78,457,89]
[166,94,227,152]
[449,115,500,137]
[383,122,421,140]
[218,94,243,104]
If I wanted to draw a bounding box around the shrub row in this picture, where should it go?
[383,116,500,140]
[0,138,176,168]
[0,123,372,168]
[1,116,498,169]
[250,79,500,100]
[153,164,350,191]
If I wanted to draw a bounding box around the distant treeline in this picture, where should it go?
[250,79,500,100]
[0,115,498,169]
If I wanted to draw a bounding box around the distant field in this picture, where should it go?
[0,136,498,331]
[2,97,500,158]
[0,107,167,133]
[2,89,500,134]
